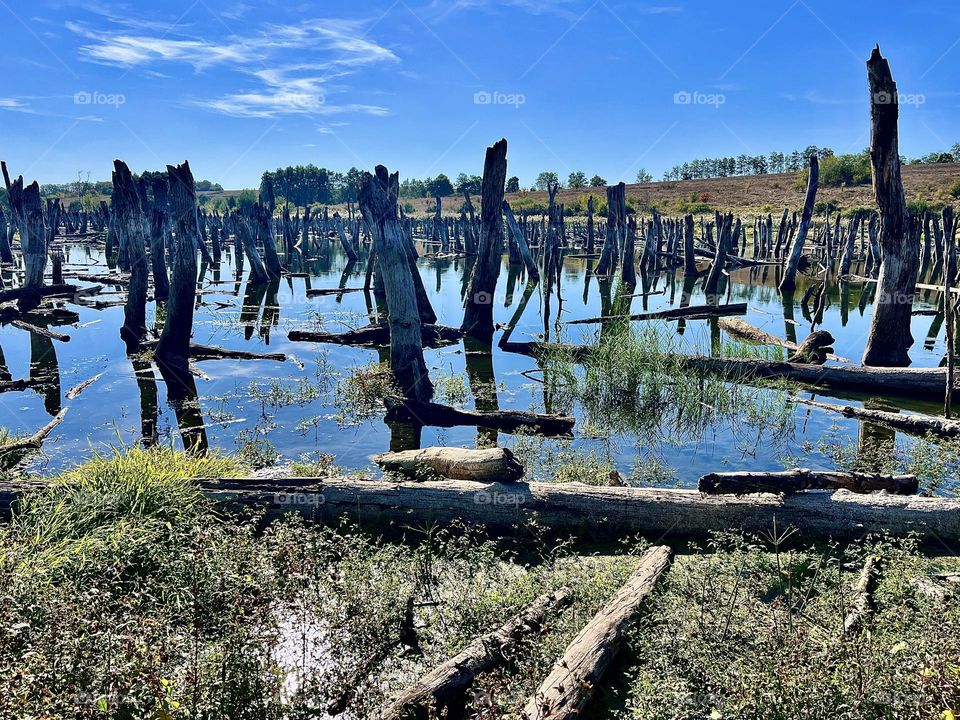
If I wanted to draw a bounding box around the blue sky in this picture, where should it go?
[2,0,958,188]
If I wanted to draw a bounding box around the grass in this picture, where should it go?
[0,447,957,718]
[541,322,795,446]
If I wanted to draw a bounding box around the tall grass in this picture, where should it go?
[542,322,794,444]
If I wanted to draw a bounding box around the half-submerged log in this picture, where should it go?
[462,140,508,341]
[0,407,68,460]
[862,46,918,367]
[288,324,462,348]
[567,302,746,325]
[155,161,199,395]
[719,318,848,362]
[374,446,524,482]
[792,396,960,439]
[786,330,835,364]
[384,397,574,437]
[522,546,671,720]
[698,468,918,496]
[358,167,433,401]
[381,588,572,720]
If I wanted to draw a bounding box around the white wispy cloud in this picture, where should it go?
[65,15,399,119]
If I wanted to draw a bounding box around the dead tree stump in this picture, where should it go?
[462,139,508,342]
[358,166,433,401]
[111,160,149,351]
[862,46,919,367]
[155,161,200,396]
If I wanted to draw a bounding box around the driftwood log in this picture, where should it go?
[1,477,942,542]
[384,397,574,437]
[521,546,671,720]
[698,468,918,496]
[374,446,525,482]
[719,318,848,363]
[792,396,960,439]
[844,555,880,634]
[567,302,746,325]
[502,341,960,401]
[0,408,68,459]
[288,324,462,348]
[381,588,572,720]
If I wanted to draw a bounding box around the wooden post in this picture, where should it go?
[358,166,433,401]
[586,195,595,254]
[862,46,919,367]
[111,160,149,351]
[704,212,732,295]
[155,161,199,396]
[462,139,508,342]
[779,155,819,292]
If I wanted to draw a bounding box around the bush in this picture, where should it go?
[950,180,960,199]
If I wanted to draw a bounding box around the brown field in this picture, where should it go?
[398,161,960,217]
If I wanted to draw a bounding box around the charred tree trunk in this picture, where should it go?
[462,139,508,342]
[862,46,919,367]
[2,163,47,288]
[111,161,149,351]
[503,201,539,281]
[358,166,433,401]
[683,213,697,276]
[595,183,624,277]
[155,161,199,396]
[149,178,171,301]
[779,155,819,292]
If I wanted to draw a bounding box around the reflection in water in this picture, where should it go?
[464,338,499,448]
[29,329,61,416]
[132,357,158,447]
[162,370,208,455]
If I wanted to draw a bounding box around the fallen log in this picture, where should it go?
[522,546,672,720]
[373,446,525,482]
[141,340,287,362]
[792,396,960,439]
[0,284,81,304]
[74,273,130,287]
[381,588,572,720]
[4,477,960,541]
[0,408,68,458]
[501,342,959,401]
[11,319,70,342]
[384,397,575,437]
[66,373,103,400]
[288,324,463,348]
[844,555,880,634]
[675,356,958,401]
[0,378,43,394]
[566,302,747,325]
[719,318,848,363]
[698,468,918,496]
[306,287,364,297]
[786,330,834,364]
[186,342,287,362]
